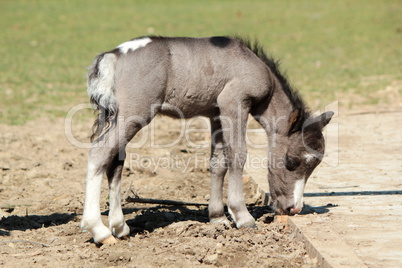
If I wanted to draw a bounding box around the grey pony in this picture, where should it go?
[81,36,333,244]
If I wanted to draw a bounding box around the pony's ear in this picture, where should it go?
[317,111,334,129]
[288,108,304,135]
[303,111,334,132]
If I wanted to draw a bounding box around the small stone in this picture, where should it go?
[204,254,218,264]
[216,242,223,254]
[0,209,9,219]
[11,206,28,217]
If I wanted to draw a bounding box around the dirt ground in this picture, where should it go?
[0,116,316,267]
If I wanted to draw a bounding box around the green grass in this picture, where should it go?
[1,0,401,124]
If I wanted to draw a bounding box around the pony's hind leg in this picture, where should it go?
[208,117,230,225]
[81,114,152,244]
[81,139,120,244]
[106,151,130,239]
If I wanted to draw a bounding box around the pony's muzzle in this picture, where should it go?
[276,206,301,215]
[289,207,302,215]
[274,198,302,215]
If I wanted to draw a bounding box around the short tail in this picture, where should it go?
[87,52,118,142]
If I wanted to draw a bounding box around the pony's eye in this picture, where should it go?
[285,155,301,171]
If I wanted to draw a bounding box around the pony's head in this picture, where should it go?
[268,109,334,215]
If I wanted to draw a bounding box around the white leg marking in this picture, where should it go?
[293,178,306,210]
[303,153,316,163]
[228,205,256,228]
[117,37,152,54]
[81,162,112,243]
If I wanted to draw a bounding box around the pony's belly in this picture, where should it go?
[159,98,218,118]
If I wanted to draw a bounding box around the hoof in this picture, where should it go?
[100,235,118,245]
[112,223,130,238]
[210,216,231,226]
[235,217,257,229]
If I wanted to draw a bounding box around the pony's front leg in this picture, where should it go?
[218,97,256,228]
[208,117,230,225]
[106,153,130,238]
[225,145,256,228]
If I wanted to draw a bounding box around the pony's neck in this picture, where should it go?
[257,86,295,136]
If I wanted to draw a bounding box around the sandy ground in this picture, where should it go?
[0,116,315,267]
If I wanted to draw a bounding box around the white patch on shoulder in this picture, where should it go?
[303,153,316,163]
[293,178,305,210]
[117,37,152,54]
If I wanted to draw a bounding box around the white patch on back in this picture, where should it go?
[117,37,152,54]
[293,178,305,210]
[303,153,316,163]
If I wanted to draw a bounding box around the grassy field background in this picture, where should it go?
[1,0,401,124]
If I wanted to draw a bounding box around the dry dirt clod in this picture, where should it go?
[242,175,251,183]
[274,215,289,224]
[216,242,223,249]
[204,253,218,264]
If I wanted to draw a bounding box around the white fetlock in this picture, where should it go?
[89,224,114,244]
[229,209,256,229]
[112,223,130,238]
[235,215,256,228]
[236,218,257,229]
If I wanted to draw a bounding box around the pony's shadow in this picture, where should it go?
[300,204,333,215]
[123,206,209,236]
[120,205,276,236]
[0,213,78,236]
[0,204,331,238]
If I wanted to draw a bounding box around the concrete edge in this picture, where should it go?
[248,177,368,268]
[288,215,367,268]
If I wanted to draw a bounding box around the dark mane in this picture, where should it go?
[239,37,309,114]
